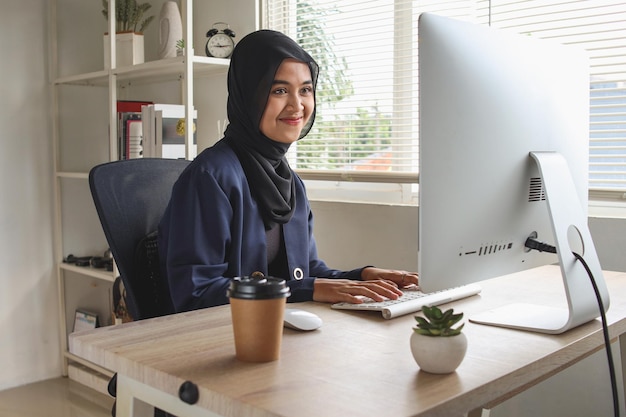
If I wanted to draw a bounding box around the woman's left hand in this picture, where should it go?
[361,267,419,288]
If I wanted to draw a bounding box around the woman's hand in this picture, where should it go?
[361,267,419,288]
[312,278,404,304]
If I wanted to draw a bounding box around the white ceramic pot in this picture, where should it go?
[103,32,144,68]
[410,331,468,374]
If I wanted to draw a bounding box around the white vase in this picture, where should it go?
[103,32,144,68]
[158,1,183,59]
[409,331,468,374]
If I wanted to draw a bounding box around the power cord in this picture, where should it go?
[525,237,620,417]
[524,236,557,253]
[572,251,619,417]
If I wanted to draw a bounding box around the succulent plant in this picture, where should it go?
[413,305,464,337]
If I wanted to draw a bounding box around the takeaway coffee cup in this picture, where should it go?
[228,276,291,362]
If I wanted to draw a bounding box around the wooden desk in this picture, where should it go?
[69,266,626,417]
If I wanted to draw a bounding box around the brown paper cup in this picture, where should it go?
[230,297,287,362]
[228,276,290,362]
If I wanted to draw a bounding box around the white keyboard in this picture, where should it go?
[331,283,482,319]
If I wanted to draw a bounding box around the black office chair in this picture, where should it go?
[89,157,189,320]
[90,158,190,417]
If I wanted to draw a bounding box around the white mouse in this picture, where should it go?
[283,308,323,331]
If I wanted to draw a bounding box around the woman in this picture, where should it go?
[158,30,418,312]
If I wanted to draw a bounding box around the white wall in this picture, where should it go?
[310,201,419,272]
[589,216,626,272]
[312,201,626,273]
[0,0,60,390]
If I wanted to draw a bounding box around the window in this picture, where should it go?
[262,0,626,204]
[483,1,626,205]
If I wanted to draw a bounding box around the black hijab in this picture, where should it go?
[223,30,319,230]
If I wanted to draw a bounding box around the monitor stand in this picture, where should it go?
[470,151,610,334]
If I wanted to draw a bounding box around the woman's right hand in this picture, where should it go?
[312,278,403,304]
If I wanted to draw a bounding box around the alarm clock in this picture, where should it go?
[205,22,236,58]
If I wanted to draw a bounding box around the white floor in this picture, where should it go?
[0,377,113,417]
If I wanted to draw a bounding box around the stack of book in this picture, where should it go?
[116,101,197,160]
[117,100,152,160]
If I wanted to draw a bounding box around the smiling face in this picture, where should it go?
[259,58,315,144]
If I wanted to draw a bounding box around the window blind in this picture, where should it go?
[263,0,421,180]
[479,0,626,198]
[262,0,626,197]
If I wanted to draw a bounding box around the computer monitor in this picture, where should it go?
[417,13,610,334]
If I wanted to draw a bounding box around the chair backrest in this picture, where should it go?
[89,158,190,320]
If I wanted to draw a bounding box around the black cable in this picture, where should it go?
[524,237,557,253]
[524,238,620,416]
[572,251,620,417]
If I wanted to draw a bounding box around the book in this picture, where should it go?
[117,100,152,159]
[126,117,143,159]
[72,309,99,333]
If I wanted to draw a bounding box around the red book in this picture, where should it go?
[117,100,152,113]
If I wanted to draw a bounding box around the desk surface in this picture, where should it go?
[70,266,626,417]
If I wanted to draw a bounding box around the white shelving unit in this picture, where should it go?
[50,0,257,394]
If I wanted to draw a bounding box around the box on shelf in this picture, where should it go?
[142,104,198,159]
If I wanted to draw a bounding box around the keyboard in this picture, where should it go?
[331,283,482,319]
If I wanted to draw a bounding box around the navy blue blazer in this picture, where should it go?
[158,139,364,312]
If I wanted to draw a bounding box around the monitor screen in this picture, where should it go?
[417,13,609,334]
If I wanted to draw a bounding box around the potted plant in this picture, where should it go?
[176,39,185,56]
[102,0,155,33]
[410,305,468,374]
[101,0,155,68]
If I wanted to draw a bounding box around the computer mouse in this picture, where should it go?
[283,308,323,331]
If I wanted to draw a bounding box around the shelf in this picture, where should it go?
[52,0,250,395]
[60,262,116,282]
[55,55,230,87]
[57,171,89,179]
[65,351,115,378]
[67,361,113,397]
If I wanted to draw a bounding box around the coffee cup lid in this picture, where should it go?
[227,276,291,300]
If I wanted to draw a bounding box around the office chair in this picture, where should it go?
[90,158,190,417]
[89,157,189,320]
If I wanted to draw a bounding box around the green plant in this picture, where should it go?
[413,305,464,337]
[176,39,185,50]
[101,0,155,33]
